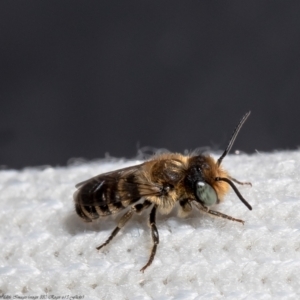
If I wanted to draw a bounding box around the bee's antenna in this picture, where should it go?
[217,111,251,166]
[215,177,252,210]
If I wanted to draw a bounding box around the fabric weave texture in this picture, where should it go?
[0,152,300,299]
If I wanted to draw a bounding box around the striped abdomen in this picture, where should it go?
[74,172,142,222]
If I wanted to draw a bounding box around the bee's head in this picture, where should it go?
[191,112,252,210]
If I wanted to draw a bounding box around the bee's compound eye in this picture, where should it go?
[195,181,218,206]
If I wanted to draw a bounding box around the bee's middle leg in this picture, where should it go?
[96,200,151,250]
[140,205,159,272]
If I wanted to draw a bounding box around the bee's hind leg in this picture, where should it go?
[96,200,151,250]
[140,205,159,272]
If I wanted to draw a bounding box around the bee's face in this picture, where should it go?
[185,156,220,207]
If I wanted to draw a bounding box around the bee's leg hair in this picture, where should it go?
[194,202,245,225]
[140,205,159,272]
[96,200,151,250]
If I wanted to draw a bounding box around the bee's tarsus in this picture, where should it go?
[96,200,151,251]
[194,202,245,224]
[140,205,159,272]
[229,176,252,187]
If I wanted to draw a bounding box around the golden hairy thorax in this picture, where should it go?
[138,153,230,213]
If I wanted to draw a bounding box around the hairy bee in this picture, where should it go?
[74,112,252,272]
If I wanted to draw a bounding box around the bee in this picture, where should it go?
[74,112,252,272]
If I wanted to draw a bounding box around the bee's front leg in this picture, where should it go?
[194,202,245,224]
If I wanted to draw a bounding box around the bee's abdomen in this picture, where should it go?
[74,178,138,222]
[75,202,126,222]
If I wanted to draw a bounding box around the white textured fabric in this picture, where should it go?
[1,151,300,299]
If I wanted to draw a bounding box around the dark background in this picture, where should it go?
[1,1,299,169]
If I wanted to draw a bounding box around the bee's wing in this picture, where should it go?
[75,164,142,188]
[74,163,162,207]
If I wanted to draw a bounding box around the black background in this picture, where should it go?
[1,1,300,169]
